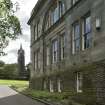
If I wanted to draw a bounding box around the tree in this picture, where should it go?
[0,60,5,67]
[0,0,21,55]
[26,63,31,80]
[3,64,18,79]
[0,63,18,79]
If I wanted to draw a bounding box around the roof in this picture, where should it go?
[27,0,45,25]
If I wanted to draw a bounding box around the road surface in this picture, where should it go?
[0,85,46,105]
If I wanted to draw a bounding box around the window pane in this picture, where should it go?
[73,23,80,53]
[75,39,80,52]
[54,7,59,23]
[74,24,80,39]
[50,80,54,92]
[37,51,40,69]
[84,15,92,49]
[55,41,58,51]
[38,19,42,37]
[59,1,65,17]
[57,79,61,92]
[61,34,65,60]
[46,46,50,66]
[73,0,76,5]
[77,72,83,93]
[85,16,91,33]
[52,40,58,63]
[84,33,92,48]
[51,11,54,25]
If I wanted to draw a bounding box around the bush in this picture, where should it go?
[72,93,96,105]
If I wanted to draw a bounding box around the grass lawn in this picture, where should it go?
[0,79,29,92]
[0,79,73,104]
[0,79,29,87]
[0,79,95,105]
[10,84,74,104]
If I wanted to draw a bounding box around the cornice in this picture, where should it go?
[27,0,47,25]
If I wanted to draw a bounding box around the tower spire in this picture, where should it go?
[20,44,22,50]
[18,43,25,79]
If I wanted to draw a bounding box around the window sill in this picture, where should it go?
[81,47,92,53]
[72,47,92,56]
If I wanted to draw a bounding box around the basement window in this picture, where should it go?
[49,80,54,92]
[76,72,83,93]
[43,80,47,90]
[57,79,62,92]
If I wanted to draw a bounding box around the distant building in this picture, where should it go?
[17,45,26,79]
[28,0,105,104]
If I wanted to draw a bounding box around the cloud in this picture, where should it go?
[7,49,18,56]
[21,16,30,31]
[0,53,18,64]
[0,0,38,65]
[0,38,30,65]
[20,34,30,43]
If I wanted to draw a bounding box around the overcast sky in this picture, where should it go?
[0,0,38,65]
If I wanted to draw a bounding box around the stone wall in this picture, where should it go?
[29,0,105,104]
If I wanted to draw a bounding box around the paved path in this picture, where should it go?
[0,85,46,105]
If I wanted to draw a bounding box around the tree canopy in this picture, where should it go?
[0,60,5,67]
[0,0,21,55]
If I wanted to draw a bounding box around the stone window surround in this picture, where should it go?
[83,14,92,50]
[72,12,92,54]
[34,49,41,72]
[57,78,62,93]
[49,79,54,92]
[72,21,81,54]
[45,0,65,31]
[76,72,83,93]
[52,39,58,64]
[43,79,47,90]
[60,32,66,61]
[34,19,42,41]
[46,45,50,66]
[45,29,65,66]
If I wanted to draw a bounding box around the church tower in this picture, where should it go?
[18,44,25,78]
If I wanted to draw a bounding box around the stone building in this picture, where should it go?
[17,45,26,79]
[28,0,105,104]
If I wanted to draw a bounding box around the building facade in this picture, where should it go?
[28,0,105,104]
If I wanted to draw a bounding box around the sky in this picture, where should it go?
[0,0,38,65]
